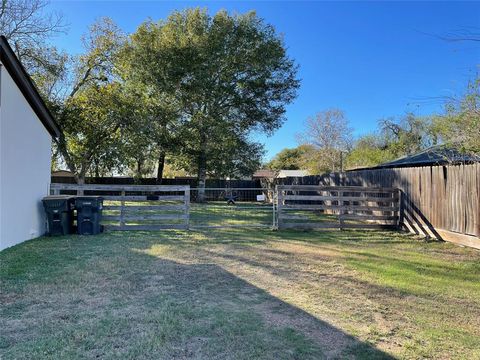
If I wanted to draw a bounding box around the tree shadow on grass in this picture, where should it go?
[0,232,397,360]
[127,248,397,360]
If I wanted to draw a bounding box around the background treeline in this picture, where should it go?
[267,80,479,173]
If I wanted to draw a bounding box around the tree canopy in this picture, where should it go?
[432,77,480,155]
[122,8,299,197]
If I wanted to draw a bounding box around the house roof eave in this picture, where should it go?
[0,35,61,138]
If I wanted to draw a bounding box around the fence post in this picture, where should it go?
[276,185,283,230]
[339,190,344,230]
[398,189,403,230]
[185,186,190,230]
[120,189,125,228]
[272,188,277,230]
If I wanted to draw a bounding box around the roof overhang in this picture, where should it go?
[0,35,61,138]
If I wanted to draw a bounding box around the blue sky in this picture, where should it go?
[48,1,479,160]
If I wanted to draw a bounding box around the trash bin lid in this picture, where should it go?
[75,196,103,206]
[43,195,76,200]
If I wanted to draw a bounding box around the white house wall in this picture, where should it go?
[0,63,52,250]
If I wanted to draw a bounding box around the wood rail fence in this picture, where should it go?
[276,185,401,230]
[50,183,190,230]
[276,163,480,249]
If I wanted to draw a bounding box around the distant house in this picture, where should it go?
[276,169,309,178]
[252,169,310,180]
[252,169,277,180]
[348,145,480,171]
[52,170,75,177]
[0,36,61,250]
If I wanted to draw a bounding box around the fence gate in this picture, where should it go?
[189,188,275,228]
[50,184,190,230]
[276,185,401,230]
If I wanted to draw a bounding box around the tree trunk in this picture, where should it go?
[94,162,100,178]
[136,160,143,179]
[156,151,166,184]
[197,136,207,202]
[75,173,85,195]
[339,151,343,172]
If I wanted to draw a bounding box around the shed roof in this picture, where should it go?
[349,145,480,171]
[252,169,311,179]
[252,169,277,178]
[0,36,60,138]
[276,169,310,178]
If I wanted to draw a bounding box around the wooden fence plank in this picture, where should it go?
[185,188,190,230]
[102,195,185,201]
[103,214,187,221]
[340,214,398,221]
[104,224,187,231]
[103,205,186,211]
[276,185,398,192]
[120,190,126,228]
[50,183,189,192]
[280,222,396,229]
[283,195,398,202]
[282,204,398,211]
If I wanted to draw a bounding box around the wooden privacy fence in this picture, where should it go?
[276,185,401,230]
[50,183,190,230]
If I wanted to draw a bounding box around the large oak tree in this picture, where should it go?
[125,8,299,200]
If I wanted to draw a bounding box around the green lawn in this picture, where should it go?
[1,228,479,359]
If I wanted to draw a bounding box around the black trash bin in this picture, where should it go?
[42,195,75,236]
[75,196,103,235]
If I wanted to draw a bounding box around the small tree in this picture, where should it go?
[298,109,353,172]
[267,147,305,170]
[432,77,480,155]
[345,134,396,169]
[266,145,324,174]
[378,113,435,157]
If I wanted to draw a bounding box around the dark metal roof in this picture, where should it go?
[0,35,60,138]
[348,145,480,171]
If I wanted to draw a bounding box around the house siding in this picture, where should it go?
[0,63,52,250]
